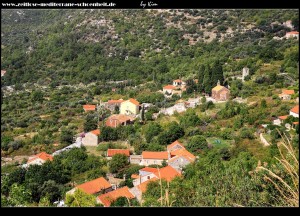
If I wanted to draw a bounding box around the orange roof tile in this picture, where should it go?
[105,114,135,128]
[107,99,124,104]
[163,85,176,90]
[153,166,181,182]
[27,152,53,164]
[173,79,182,82]
[278,115,289,120]
[90,129,100,135]
[293,122,299,125]
[128,98,140,106]
[287,31,299,35]
[131,174,139,179]
[140,167,158,173]
[281,89,295,95]
[212,85,225,92]
[290,105,299,114]
[107,149,130,157]
[169,149,196,162]
[142,151,169,160]
[97,186,135,207]
[167,140,185,152]
[76,177,111,195]
[136,177,158,193]
[83,105,96,111]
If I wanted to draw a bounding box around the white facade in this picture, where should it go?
[290,111,299,118]
[132,171,156,186]
[27,158,45,166]
[82,132,98,146]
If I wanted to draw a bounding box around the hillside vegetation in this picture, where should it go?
[1,9,299,207]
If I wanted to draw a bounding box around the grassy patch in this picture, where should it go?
[85,146,104,157]
[206,137,233,148]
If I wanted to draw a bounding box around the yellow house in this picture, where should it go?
[120,98,140,115]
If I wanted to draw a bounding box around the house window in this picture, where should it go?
[147,176,150,180]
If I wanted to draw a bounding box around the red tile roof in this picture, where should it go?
[27,152,53,164]
[136,177,158,193]
[131,174,139,179]
[286,31,299,35]
[293,122,299,125]
[97,186,135,207]
[169,149,196,162]
[142,151,169,160]
[90,129,100,135]
[167,140,185,152]
[281,89,295,95]
[140,167,158,173]
[128,98,140,106]
[76,177,111,195]
[153,166,181,182]
[107,99,124,104]
[290,105,299,114]
[83,105,96,111]
[163,85,176,90]
[107,149,130,157]
[278,115,289,120]
[173,79,182,82]
[105,114,135,128]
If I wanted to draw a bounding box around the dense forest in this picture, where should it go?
[1,9,299,207]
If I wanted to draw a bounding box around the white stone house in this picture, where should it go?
[82,129,100,146]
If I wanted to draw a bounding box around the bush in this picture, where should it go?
[109,154,129,173]
[187,135,208,153]
[239,128,254,139]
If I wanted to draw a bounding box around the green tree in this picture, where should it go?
[157,122,184,145]
[38,195,52,207]
[100,127,118,141]
[260,99,267,108]
[60,128,74,144]
[109,154,129,173]
[83,114,98,132]
[144,122,162,143]
[65,189,96,207]
[110,196,131,207]
[31,90,44,103]
[187,135,208,153]
[211,60,224,87]
[39,180,63,203]
[179,109,201,128]
[141,105,145,122]
[8,184,31,206]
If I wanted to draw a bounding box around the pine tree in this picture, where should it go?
[203,64,212,94]
[198,65,205,92]
[211,60,224,86]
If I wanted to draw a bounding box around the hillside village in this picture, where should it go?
[1,9,299,207]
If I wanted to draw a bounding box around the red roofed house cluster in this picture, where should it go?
[273,105,299,127]
[162,79,187,97]
[279,89,295,100]
[130,165,181,202]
